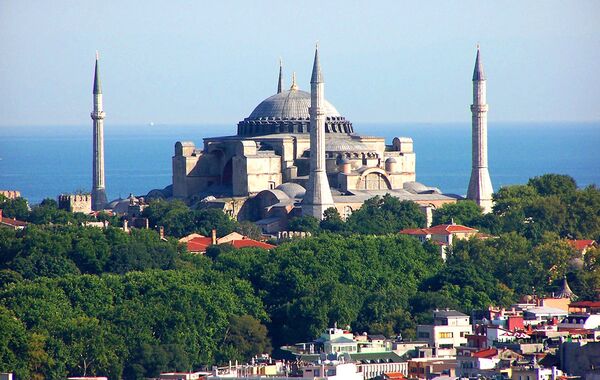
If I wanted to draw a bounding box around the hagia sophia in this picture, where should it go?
[88,45,493,233]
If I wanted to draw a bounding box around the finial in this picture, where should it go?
[290,72,298,90]
[96,50,99,60]
[476,42,480,51]
[316,41,319,50]
[310,44,323,83]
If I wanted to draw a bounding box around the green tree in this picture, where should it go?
[432,200,482,226]
[528,174,577,198]
[220,315,272,363]
[288,215,320,234]
[320,207,345,233]
[0,195,29,220]
[346,195,425,234]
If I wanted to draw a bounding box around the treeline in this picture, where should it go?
[0,174,598,379]
[0,270,268,379]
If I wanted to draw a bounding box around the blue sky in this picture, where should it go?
[1,1,599,126]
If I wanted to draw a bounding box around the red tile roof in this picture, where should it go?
[186,236,212,253]
[427,224,478,235]
[567,239,596,251]
[384,373,406,380]
[183,235,274,253]
[229,238,275,250]
[0,215,27,228]
[472,348,498,358]
[400,223,478,236]
[569,301,600,308]
[399,228,430,235]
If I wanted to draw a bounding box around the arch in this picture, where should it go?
[222,158,233,185]
[358,168,392,190]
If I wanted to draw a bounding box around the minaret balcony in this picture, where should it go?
[90,111,106,119]
[470,104,488,112]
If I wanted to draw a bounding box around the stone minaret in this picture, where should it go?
[277,58,283,94]
[91,52,108,211]
[467,45,494,213]
[302,46,335,219]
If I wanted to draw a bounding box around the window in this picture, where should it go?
[418,332,430,338]
[439,332,453,339]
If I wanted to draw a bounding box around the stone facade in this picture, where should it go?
[58,194,92,214]
[0,190,21,200]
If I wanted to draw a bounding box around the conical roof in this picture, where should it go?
[93,53,102,94]
[556,277,577,300]
[473,46,486,81]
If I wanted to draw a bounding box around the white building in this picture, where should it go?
[416,310,472,354]
[559,314,600,330]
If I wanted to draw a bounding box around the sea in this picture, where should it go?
[0,122,598,205]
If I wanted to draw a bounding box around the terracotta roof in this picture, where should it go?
[384,372,406,380]
[399,228,430,235]
[427,224,478,235]
[472,348,498,358]
[400,224,477,236]
[186,236,212,253]
[229,238,275,250]
[567,239,596,251]
[569,301,600,308]
[0,215,27,228]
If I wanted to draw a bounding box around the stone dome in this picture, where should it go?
[248,89,340,120]
[275,182,306,199]
[237,87,353,137]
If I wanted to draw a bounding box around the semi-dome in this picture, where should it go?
[248,89,340,120]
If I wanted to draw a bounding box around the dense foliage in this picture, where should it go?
[0,174,598,379]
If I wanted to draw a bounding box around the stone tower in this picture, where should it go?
[302,46,335,219]
[467,45,494,213]
[91,52,108,211]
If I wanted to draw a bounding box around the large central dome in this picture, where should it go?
[237,85,353,137]
[248,89,341,120]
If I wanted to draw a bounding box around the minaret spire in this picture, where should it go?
[91,52,107,211]
[467,45,494,213]
[277,58,283,94]
[302,44,335,219]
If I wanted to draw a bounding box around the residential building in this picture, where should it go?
[416,310,472,354]
[179,230,275,254]
[407,357,457,379]
[400,221,480,260]
[0,209,27,230]
[511,366,563,380]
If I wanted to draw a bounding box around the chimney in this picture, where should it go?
[159,226,165,240]
[211,228,217,245]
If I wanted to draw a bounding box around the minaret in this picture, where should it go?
[302,45,335,219]
[467,45,494,213]
[277,58,283,94]
[91,51,108,211]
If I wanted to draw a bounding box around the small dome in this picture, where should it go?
[275,182,306,199]
[385,157,397,164]
[337,157,351,165]
[248,89,340,120]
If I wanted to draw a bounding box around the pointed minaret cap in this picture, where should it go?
[556,276,577,300]
[472,44,485,81]
[93,51,102,94]
[290,72,299,91]
[277,58,283,94]
[310,43,324,84]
